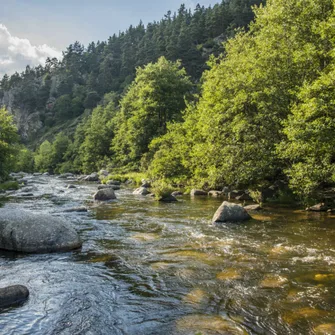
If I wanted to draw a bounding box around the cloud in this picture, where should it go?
[0,24,62,78]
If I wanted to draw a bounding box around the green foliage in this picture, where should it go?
[34,133,71,173]
[13,145,34,173]
[151,180,174,200]
[0,181,19,191]
[79,101,117,173]
[112,57,192,166]
[0,108,19,181]
[279,67,335,201]
[34,140,54,172]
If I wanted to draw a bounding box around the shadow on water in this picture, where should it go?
[0,175,335,334]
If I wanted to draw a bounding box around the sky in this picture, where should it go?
[0,0,218,77]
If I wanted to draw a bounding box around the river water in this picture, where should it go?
[0,175,335,335]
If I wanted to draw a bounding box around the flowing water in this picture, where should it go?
[1,175,335,335]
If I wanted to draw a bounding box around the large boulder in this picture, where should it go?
[133,187,150,195]
[0,285,29,308]
[190,189,208,196]
[93,188,117,201]
[0,210,82,253]
[212,201,251,223]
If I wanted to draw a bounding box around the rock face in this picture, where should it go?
[0,210,82,253]
[93,189,117,201]
[212,201,251,223]
[133,187,150,196]
[0,285,29,308]
[190,189,208,196]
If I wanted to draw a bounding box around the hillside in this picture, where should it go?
[0,0,263,145]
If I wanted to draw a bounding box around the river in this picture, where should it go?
[0,175,335,334]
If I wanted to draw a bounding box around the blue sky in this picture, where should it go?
[0,0,218,76]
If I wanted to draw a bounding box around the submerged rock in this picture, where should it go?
[133,187,150,196]
[208,190,223,197]
[0,210,82,253]
[158,194,178,202]
[0,285,29,308]
[212,201,251,223]
[190,189,207,196]
[244,204,262,211]
[63,207,88,213]
[93,188,117,201]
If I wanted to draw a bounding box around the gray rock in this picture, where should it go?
[98,185,120,191]
[0,285,29,308]
[59,173,74,179]
[190,189,208,196]
[133,187,150,196]
[141,181,151,188]
[212,201,251,223]
[84,173,99,182]
[99,170,109,177]
[33,173,42,176]
[106,180,121,186]
[93,188,117,201]
[66,184,76,189]
[63,207,88,213]
[171,191,183,197]
[158,195,178,202]
[306,203,329,212]
[222,187,230,195]
[43,172,50,176]
[0,210,82,253]
[208,190,223,197]
[236,193,253,201]
[244,204,262,211]
[228,190,244,200]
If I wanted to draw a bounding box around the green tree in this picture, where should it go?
[34,140,54,172]
[176,0,335,189]
[0,108,19,180]
[79,100,117,173]
[112,56,192,167]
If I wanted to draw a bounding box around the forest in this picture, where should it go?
[1,0,335,204]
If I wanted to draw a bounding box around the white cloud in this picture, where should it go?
[0,24,62,78]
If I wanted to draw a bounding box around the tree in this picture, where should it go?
[0,108,19,180]
[112,56,193,167]
[174,0,335,189]
[34,140,54,172]
[79,100,117,173]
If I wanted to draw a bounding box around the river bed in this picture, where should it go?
[0,175,335,334]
